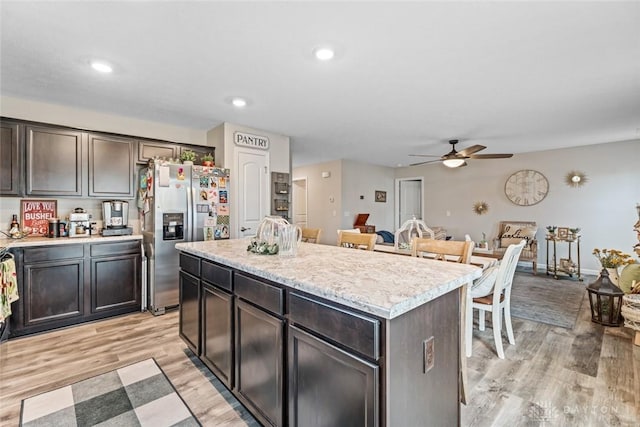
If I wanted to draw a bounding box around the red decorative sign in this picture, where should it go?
[20,199,57,236]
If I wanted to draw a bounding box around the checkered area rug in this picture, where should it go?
[20,358,200,426]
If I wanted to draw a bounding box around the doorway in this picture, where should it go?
[395,177,423,229]
[292,178,308,228]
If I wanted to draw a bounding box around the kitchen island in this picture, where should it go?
[176,239,481,427]
[3,234,143,337]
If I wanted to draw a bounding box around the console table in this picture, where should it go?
[546,235,582,280]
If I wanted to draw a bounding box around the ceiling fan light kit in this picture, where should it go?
[443,158,466,168]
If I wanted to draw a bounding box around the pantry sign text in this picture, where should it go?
[233,131,269,150]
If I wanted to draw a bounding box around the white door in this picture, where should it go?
[396,178,423,228]
[292,178,308,228]
[237,149,269,237]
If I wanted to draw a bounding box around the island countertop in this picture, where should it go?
[176,238,481,320]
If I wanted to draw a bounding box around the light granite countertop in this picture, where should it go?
[0,234,142,248]
[176,239,482,320]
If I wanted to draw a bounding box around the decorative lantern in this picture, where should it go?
[587,269,624,326]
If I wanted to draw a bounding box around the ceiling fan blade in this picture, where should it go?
[457,145,486,156]
[468,153,514,159]
[409,159,441,166]
[408,154,442,158]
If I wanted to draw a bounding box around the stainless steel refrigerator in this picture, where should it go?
[140,161,230,315]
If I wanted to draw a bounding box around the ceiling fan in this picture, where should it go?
[409,139,513,168]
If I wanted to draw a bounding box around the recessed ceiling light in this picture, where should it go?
[231,97,247,108]
[314,47,335,61]
[90,61,113,73]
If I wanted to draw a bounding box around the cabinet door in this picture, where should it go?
[89,133,135,198]
[201,283,234,388]
[288,325,379,427]
[179,270,200,354]
[235,299,284,427]
[0,120,22,196]
[23,259,84,327]
[26,125,85,196]
[137,140,179,164]
[91,254,141,314]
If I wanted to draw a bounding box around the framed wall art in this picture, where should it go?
[375,190,387,203]
[20,199,57,236]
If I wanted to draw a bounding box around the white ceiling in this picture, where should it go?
[1,1,639,168]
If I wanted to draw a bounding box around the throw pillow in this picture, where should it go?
[500,223,537,247]
[619,264,640,294]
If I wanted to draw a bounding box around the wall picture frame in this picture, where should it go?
[20,199,57,236]
[557,227,569,240]
[375,190,386,203]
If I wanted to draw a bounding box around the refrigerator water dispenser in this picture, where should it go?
[162,213,184,240]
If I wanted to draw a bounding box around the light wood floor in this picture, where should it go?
[1,292,639,427]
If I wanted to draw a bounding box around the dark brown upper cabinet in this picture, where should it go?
[137,139,180,164]
[0,120,22,196]
[88,133,135,198]
[25,125,85,197]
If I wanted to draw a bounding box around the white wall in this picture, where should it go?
[395,139,640,274]
[208,122,290,173]
[341,160,395,231]
[0,197,141,236]
[1,95,208,145]
[293,159,396,245]
[293,160,343,245]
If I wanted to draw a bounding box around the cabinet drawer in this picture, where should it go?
[235,273,284,316]
[91,240,140,257]
[201,260,232,292]
[289,292,380,360]
[24,245,84,263]
[179,252,200,277]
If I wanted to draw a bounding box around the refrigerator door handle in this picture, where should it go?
[144,242,154,260]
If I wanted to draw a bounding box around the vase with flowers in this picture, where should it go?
[593,248,636,286]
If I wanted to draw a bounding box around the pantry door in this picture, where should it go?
[236,149,269,238]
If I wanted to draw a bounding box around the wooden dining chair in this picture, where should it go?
[411,236,474,405]
[411,237,473,264]
[466,239,526,359]
[337,231,376,251]
[301,227,322,243]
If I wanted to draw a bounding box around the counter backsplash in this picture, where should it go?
[0,197,140,236]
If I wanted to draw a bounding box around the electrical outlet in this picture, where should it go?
[423,336,434,373]
[446,210,451,217]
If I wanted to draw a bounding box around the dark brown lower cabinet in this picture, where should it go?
[177,251,462,427]
[9,241,141,338]
[235,299,284,427]
[288,325,379,427]
[201,282,234,388]
[24,259,84,326]
[179,270,200,354]
[91,242,141,314]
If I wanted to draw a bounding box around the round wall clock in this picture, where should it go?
[504,170,549,206]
